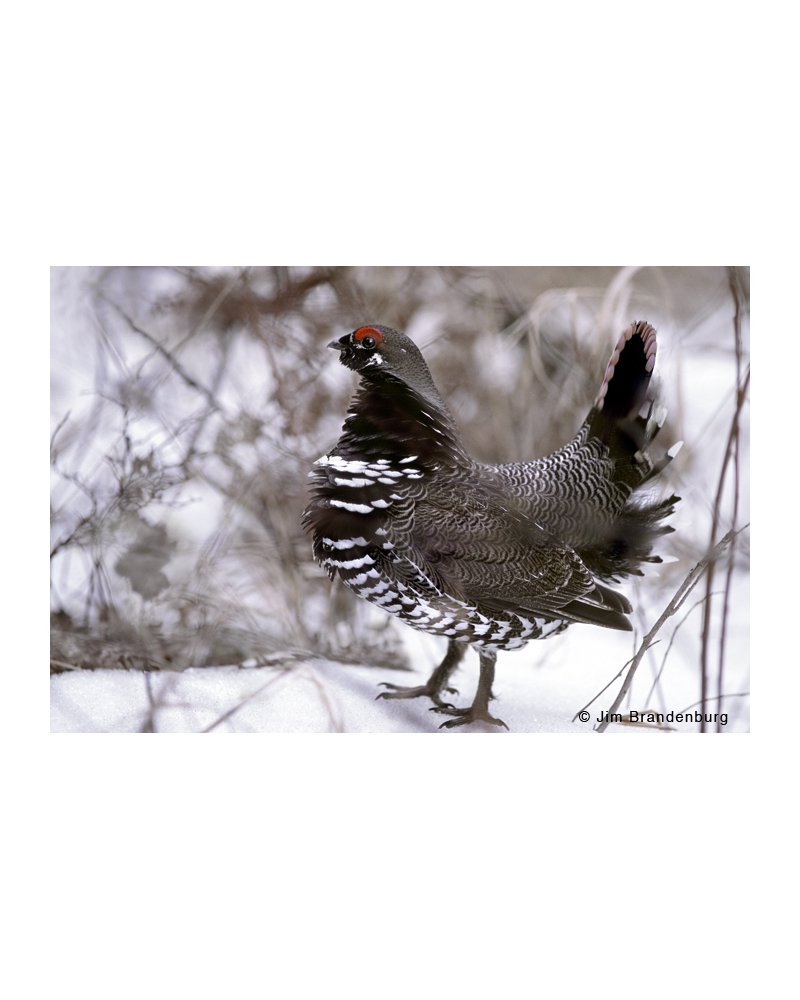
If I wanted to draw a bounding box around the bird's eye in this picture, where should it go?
[353,326,384,349]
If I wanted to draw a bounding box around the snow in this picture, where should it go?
[49,266,749,735]
[51,614,750,733]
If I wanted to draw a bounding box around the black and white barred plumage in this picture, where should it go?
[303,322,679,729]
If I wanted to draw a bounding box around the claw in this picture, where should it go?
[438,712,509,731]
[430,703,509,730]
[376,682,455,709]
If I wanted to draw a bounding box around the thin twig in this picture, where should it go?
[642,593,720,711]
[595,527,745,733]
[202,668,292,733]
[102,297,221,409]
[677,691,749,714]
[715,268,746,730]
[50,659,80,672]
[50,411,72,461]
[698,309,749,727]
[572,652,637,721]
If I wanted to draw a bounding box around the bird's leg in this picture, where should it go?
[433,649,509,730]
[377,639,465,709]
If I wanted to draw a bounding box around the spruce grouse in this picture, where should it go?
[303,322,679,730]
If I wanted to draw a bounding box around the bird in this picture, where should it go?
[303,322,680,730]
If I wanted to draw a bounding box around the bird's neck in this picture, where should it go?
[335,374,469,472]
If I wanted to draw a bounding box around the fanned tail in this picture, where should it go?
[579,321,680,580]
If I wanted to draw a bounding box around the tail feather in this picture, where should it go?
[573,321,680,582]
[585,321,677,491]
[593,320,657,425]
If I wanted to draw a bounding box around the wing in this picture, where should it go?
[400,478,632,630]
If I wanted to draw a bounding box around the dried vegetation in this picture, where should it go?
[50,266,749,730]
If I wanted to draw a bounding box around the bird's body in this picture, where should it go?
[303,323,679,729]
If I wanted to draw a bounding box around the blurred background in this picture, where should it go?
[50,266,749,731]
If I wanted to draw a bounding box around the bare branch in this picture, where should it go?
[102,297,221,409]
[699,268,749,729]
[595,526,746,733]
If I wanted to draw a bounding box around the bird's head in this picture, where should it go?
[329,325,449,407]
[328,325,420,375]
[328,325,452,420]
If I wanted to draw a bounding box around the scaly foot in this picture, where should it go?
[430,704,509,730]
[377,681,458,710]
[376,640,466,710]
[429,649,508,729]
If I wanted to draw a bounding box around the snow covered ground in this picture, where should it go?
[50,267,749,735]
[51,611,750,733]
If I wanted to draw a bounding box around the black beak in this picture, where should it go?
[327,337,347,351]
